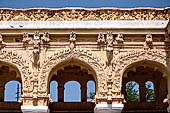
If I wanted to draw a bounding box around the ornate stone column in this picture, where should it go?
[0,86,4,102]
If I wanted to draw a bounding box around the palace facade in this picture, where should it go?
[0,8,170,113]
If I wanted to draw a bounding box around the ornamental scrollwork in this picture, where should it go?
[0,50,30,93]
[0,8,169,21]
[39,47,107,97]
[113,50,169,94]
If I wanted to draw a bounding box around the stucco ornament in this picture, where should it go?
[144,33,153,49]
[106,31,113,49]
[164,31,169,43]
[0,8,169,21]
[0,50,30,92]
[0,34,5,49]
[22,32,32,47]
[113,49,169,94]
[33,31,40,66]
[97,32,105,45]
[69,31,76,50]
[115,33,124,44]
[39,47,107,97]
[42,32,50,44]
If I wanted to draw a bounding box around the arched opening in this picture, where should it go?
[4,81,21,102]
[87,80,96,102]
[50,81,58,102]
[125,81,139,102]
[122,61,168,113]
[64,81,81,102]
[145,81,154,102]
[49,60,96,112]
[0,63,22,112]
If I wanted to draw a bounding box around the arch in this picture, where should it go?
[39,48,106,97]
[113,50,170,93]
[0,50,30,93]
[64,81,81,102]
[4,80,21,102]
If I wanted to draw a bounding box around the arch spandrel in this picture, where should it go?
[113,50,170,93]
[39,47,107,97]
[0,50,30,93]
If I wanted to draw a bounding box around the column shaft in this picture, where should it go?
[81,86,87,102]
[0,86,4,102]
[58,86,64,102]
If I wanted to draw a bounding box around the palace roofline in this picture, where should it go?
[0,7,170,10]
[0,7,169,21]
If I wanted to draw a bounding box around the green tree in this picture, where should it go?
[125,81,139,102]
[145,81,154,102]
[87,92,95,101]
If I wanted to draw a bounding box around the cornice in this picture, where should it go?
[0,7,169,21]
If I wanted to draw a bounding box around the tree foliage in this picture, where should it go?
[125,81,139,102]
[87,92,95,101]
[145,81,154,102]
[125,81,154,102]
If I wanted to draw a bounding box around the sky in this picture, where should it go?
[0,0,169,8]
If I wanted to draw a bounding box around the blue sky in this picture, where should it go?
[0,0,169,8]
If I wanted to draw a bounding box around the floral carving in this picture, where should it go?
[0,8,169,21]
[0,50,30,93]
[39,47,107,97]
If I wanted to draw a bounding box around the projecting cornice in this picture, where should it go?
[0,7,169,21]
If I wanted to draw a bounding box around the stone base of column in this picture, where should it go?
[21,106,50,113]
[94,104,124,113]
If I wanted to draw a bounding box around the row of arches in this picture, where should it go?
[0,52,169,112]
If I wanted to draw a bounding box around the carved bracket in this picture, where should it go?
[97,32,105,45]
[0,34,6,49]
[69,31,76,50]
[115,33,124,44]
[164,31,169,43]
[144,33,153,50]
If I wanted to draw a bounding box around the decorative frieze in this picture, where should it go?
[0,8,169,21]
